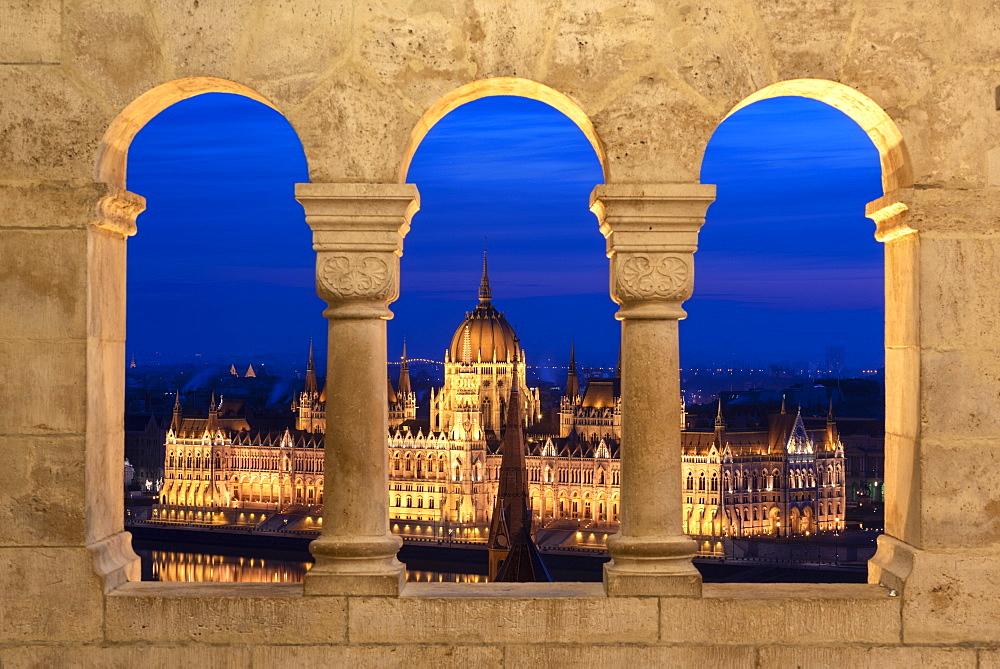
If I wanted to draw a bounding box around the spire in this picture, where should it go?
[207,391,219,431]
[715,397,726,428]
[488,342,548,581]
[827,397,836,422]
[304,339,318,395]
[780,394,787,415]
[397,340,412,397]
[565,341,579,400]
[171,390,183,433]
[479,241,492,304]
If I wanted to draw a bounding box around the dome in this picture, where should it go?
[447,250,521,363]
[449,303,520,363]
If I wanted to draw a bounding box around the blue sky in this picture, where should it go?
[126,92,883,371]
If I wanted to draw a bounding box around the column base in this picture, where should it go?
[603,534,702,597]
[89,530,140,593]
[305,534,405,596]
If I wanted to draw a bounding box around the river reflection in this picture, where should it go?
[135,545,488,584]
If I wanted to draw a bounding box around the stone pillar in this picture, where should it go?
[592,183,715,597]
[297,183,418,596]
[867,187,1000,643]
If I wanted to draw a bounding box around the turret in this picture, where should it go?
[714,397,726,448]
[826,398,840,450]
[206,392,219,432]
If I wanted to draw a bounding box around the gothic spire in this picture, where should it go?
[715,397,726,428]
[479,242,492,304]
[780,394,787,415]
[207,391,219,431]
[304,338,318,395]
[398,339,412,397]
[565,341,579,400]
[171,390,182,433]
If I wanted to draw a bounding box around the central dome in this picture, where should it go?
[448,251,521,363]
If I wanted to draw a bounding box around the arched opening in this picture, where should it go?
[103,78,309,581]
[693,78,906,572]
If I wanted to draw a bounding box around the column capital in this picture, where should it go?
[296,183,419,319]
[590,183,715,320]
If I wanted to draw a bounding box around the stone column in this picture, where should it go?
[296,183,418,596]
[592,183,715,597]
[867,187,1000,642]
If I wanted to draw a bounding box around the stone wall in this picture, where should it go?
[3,0,1000,665]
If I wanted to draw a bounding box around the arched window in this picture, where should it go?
[698,473,706,491]
[428,498,435,509]
[406,496,412,508]
[686,472,694,491]
[710,475,718,492]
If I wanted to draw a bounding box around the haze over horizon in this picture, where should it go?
[126,93,883,372]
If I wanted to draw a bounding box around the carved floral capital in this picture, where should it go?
[318,253,398,305]
[612,253,692,303]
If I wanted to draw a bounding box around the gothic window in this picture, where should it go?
[394,496,401,507]
[710,475,718,492]
[417,498,423,508]
[406,496,412,508]
[698,473,706,491]
[428,498,435,509]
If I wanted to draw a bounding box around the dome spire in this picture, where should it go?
[479,239,492,304]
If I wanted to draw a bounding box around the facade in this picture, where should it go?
[155,261,845,547]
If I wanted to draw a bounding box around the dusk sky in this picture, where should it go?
[127,92,882,372]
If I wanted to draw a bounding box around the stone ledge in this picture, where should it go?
[761,645,978,668]
[349,594,659,644]
[0,645,252,668]
[664,583,900,645]
[252,644,503,668]
[106,582,346,644]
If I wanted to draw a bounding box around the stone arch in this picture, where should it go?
[95,77,289,191]
[399,77,608,183]
[719,78,913,194]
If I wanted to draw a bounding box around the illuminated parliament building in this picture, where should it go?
[156,256,846,549]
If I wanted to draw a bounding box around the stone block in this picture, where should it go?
[85,336,126,545]
[350,587,657,644]
[0,338,87,435]
[87,227,127,342]
[0,229,88,342]
[0,644,252,668]
[884,346,919,440]
[919,437,1000,549]
[239,1,352,103]
[921,348,1000,439]
[61,0,166,110]
[918,236,1000,352]
[0,182,103,230]
[898,547,1000,644]
[0,547,103,643]
[252,644,502,668]
[759,0,857,81]
[107,582,346,644]
[0,66,110,182]
[0,0,61,63]
[0,435,87,547]
[505,645,755,668]
[761,645,976,668]
[149,0,257,77]
[662,584,900,645]
[884,232,919,349]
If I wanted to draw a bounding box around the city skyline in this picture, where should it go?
[127,92,882,369]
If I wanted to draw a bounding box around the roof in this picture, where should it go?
[581,379,619,409]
